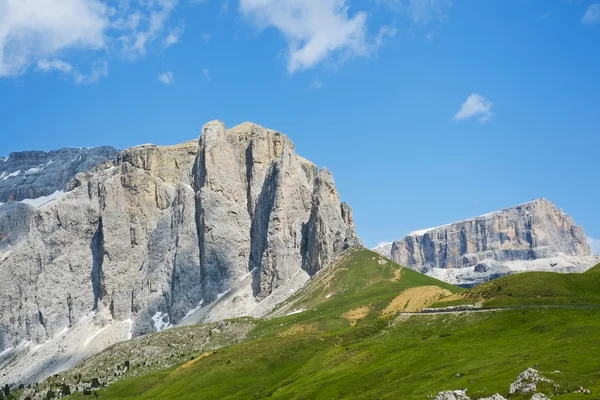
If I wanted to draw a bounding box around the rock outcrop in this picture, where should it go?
[0,147,118,203]
[0,121,360,385]
[384,199,595,286]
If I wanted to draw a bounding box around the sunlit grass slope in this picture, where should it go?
[66,250,600,400]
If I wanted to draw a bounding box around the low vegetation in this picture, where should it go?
[55,250,600,399]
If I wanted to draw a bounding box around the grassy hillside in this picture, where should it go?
[430,267,600,308]
[586,263,600,274]
[61,250,600,400]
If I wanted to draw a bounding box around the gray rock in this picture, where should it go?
[509,368,552,395]
[0,121,360,385]
[530,394,550,400]
[434,390,470,400]
[0,147,118,202]
[479,395,506,400]
[389,199,594,285]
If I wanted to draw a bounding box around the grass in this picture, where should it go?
[466,269,600,307]
[64,250,600,400]
[586,263,600,274]
[428,263,600,309]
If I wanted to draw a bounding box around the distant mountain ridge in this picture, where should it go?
[375,199,597,286]
[0,147,118,203]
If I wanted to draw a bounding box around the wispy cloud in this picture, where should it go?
[454,94,494,124]
[37,59,73,74]
[239,0,394,74]
[158,71,175,84]
[588,237,600,255]
[381,0,452,24]
[37,58,107,85]
[219,0,230,17]
[310,78,324,89]
[582,3,600,24]
[0,0,180,80]
[74,60,109,85]
[163,25,185,48]
[202,68,210,81]
[200,33,213,43]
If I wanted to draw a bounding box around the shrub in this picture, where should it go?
[61,384,71,395]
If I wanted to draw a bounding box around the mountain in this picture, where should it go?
[380,199,596,286]
[0,147,118,203]
[21,251,600,400]
[0,121,360,385]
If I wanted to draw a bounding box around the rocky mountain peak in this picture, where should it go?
[0,121,361,385]
[383,199,594,286]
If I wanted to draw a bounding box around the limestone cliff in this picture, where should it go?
[0,121,360,385]
[387,199,594,286]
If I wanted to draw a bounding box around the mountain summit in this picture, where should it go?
[376,199,595,286]
[0,121,360,384]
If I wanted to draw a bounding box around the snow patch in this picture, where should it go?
[20,190,66,208]
[217,289,231,300]
[0,347,14,358]
[46,160,54,165]
[54,327,69,339]
[182,300,204,321]
[286,308,306,316]
[1,170,20,180]
[240,268,256,281]
[152,312,171,332]
[25,167,43,174]
[84,325,110,347]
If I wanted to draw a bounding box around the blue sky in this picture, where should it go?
[0,0,599,251]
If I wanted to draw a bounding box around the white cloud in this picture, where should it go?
[201,68,210,81]
[36,59,73,74]
[454,93,494,123]
[239,0,391,74]
[588,237,600,255]
[582,3,600,24]
[158,71,174,84]
[0,0,108,77]
[374,241,393,249]
[163,25,184,48]
[0,0,180,80]
[200,33,213,42]
[115,0,179,57]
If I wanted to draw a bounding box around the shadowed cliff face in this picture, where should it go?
[0,147,118,203]
[0,121,360,363]
[387,199,593,286]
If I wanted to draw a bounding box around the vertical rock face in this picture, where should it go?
[388,199,594,285]
[0,147,118,202]
[0,121,360,384]
[195,121,360,302]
